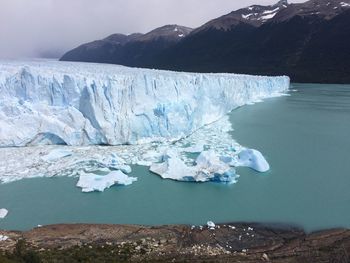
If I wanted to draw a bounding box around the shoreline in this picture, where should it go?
[1,223,349,262]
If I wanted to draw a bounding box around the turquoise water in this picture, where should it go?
[1,83,350,232]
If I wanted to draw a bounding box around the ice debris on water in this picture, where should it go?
[41,149,73,162]
[150,149,239,184]
[76,170,137,192]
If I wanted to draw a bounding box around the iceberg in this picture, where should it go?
[0,208,8,219]
[76,170,137,192]
[236,149,270,172]
[150,149,239,183]
[0,60,289,147]
[99,153,132,174]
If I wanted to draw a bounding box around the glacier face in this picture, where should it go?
[0,60,289,147]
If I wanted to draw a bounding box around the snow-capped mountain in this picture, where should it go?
[274,0,350,21]
[61,0,350,83]
[194,0,289,32]
[135,25,193,42]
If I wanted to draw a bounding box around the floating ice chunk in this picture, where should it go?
[150,149,195,181]
[236,149,270,172]
[0,235,9,241]
[100,153,131,173]
[150,149,238,183]
[76,171,137,192]
[207,221,216,229]
[196,150,227,172]
[0,208,8,219]
[195,150,238,183]
[41,149,73,162]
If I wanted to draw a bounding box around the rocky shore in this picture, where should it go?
[0,223,349,262]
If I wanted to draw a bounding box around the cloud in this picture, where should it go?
[0,0,305,58]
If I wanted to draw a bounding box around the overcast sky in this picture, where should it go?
[0,0,305,58]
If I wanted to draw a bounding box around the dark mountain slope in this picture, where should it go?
[293,9,350,83]
[60,33,142,64]
[61,0,350,83]
[60,25,193,66]
[152,1,350,83]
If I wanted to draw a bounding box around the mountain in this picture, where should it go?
[61,0,350,83]
[193,0,289,31]
[60,25,193,67]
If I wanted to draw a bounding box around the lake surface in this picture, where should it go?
[1,83,349,232]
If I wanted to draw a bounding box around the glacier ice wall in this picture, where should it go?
[0,60,289,147]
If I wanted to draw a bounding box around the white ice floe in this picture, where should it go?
[0,208,8,219]
[150,149,238,183]
[76,170,137,192]
[150,149,195,181]
[236,149,270,172]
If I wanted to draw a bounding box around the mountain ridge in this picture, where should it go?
[60,0,350,83]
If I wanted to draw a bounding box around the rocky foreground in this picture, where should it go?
[0,223,349,262]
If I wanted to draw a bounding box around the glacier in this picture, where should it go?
[0,59,289,188]
[0,60,289,147]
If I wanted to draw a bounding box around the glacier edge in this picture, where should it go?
[0,60,289,147]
